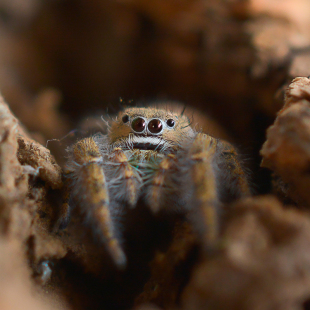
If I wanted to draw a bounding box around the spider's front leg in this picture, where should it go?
[188,134,219,245]
[65,138,127,268]
[105,147,142,207]
[188,133,250,247]
[146,154,178,213]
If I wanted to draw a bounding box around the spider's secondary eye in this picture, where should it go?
[166,119,175,128]
[122,114,129,123]
[148,119,163,134]
[132,117,146,132]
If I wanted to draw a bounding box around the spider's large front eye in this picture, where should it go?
[131,117,146,132]
[148,119,163,134]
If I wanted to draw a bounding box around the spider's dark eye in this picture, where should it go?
[148,119,163,134]
[131,117,146,132]
[166,119,175,128]
[122,114,129,123]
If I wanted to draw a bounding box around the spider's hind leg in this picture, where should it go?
[66,137,127,268]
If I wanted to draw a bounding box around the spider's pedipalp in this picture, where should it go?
[66,138,127,268]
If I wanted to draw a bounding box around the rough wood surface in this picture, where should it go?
[261,77,310,206]
[0,1,310,310]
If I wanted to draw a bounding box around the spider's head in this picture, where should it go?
[108,107,195,153]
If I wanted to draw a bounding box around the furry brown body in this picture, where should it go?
[60,107,250,268]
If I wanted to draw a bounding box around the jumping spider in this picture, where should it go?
[58,106,250,268]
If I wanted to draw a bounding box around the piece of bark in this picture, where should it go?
[0,93,69,308]
[261,77,310,206]
[17,134,62,190]
[0,93,29,235]
[0,238,67,310]
[182,196,310,310]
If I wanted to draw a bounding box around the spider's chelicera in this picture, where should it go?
[59,106,250,268]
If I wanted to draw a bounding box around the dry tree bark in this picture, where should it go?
[0,93,68,310]
[0,239,64,310]
[182,196,310,310]
[261,77,310,206]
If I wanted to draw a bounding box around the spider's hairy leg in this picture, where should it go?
[69,138,126,268]
[188,134,219,246]
[188,134,250,248]
[146,154,177,213]
[107,147,141,207]
[216,140,250,200]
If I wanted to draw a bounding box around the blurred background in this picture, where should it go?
[0,0,310,192]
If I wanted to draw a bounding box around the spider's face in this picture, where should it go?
[108,107,195,154]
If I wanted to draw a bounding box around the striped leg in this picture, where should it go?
[188,134,250,247]
[145,154,177,213]
[70,138,126,268]
[189,134,219,246]
[106,147,142,207]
